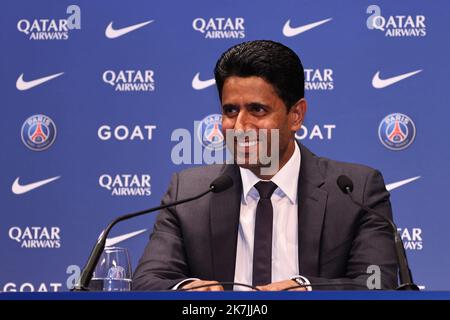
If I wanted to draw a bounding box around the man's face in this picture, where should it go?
[221,76,305,176]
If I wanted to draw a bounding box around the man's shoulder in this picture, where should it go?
[301,143,381,179]
[318,156,379,176]
[176,164,226,180]
[175,164,231,189]
[169,164,232,198]
[313,153,385,193]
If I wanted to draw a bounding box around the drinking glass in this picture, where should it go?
[90,246,132,291]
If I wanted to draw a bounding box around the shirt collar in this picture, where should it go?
[239,142,301,204]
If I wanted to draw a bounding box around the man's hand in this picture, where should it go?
[256,279,307,291]
[181,280,224,291]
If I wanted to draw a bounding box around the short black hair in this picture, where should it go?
[214,40,304,110]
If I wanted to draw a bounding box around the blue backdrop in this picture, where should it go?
[1,0,449,292]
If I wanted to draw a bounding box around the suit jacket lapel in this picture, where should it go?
[209,164,242,288]
[297,143,328,277]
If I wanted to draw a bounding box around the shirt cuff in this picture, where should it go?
[291,275,312,291]
[171,278,200,290]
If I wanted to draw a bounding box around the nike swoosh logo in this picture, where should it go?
[16,72,64,91]
[372,70,422,89]
[106,229,148,247]
[192,72,216,90]
[105,20,154,39]
[386,176,420,192]
[283,18,332,37]
[12,176,61,195]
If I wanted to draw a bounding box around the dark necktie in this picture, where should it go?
[252,181,278,286]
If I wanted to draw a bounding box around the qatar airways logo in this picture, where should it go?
[17,5,81,40]
[193,17,245,39]
[102,70,155,92]
[366,5,426,37]
[8,226,61,249]
[99,174,151,196]
[398,227,423,250]
[304,69,334,91]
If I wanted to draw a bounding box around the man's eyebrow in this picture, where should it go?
[222,103,238,109]
[221,102,270,109]
[246,102,270,109]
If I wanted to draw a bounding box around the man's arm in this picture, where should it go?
[132,173,192,291]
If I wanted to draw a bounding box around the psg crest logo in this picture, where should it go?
[378,113,416,151]
[197,114,225,150]
[21,114,57,151]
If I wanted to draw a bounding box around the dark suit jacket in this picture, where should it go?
[132,144,398,290]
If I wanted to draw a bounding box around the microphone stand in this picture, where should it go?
[73,188,213,291]
[343,187,419,291]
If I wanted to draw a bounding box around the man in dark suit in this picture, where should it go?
[132,40,398,291]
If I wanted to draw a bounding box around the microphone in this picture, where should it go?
[73,174,233,291]
[336,175,419,291]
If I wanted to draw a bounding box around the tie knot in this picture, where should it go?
[254,181,278,199]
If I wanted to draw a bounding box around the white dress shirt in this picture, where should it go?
[234,142,303,291]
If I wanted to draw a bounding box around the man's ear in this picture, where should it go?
[289,98,307,132]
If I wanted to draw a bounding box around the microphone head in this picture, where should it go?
[210,174,234,193]
[337,175,354,193]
